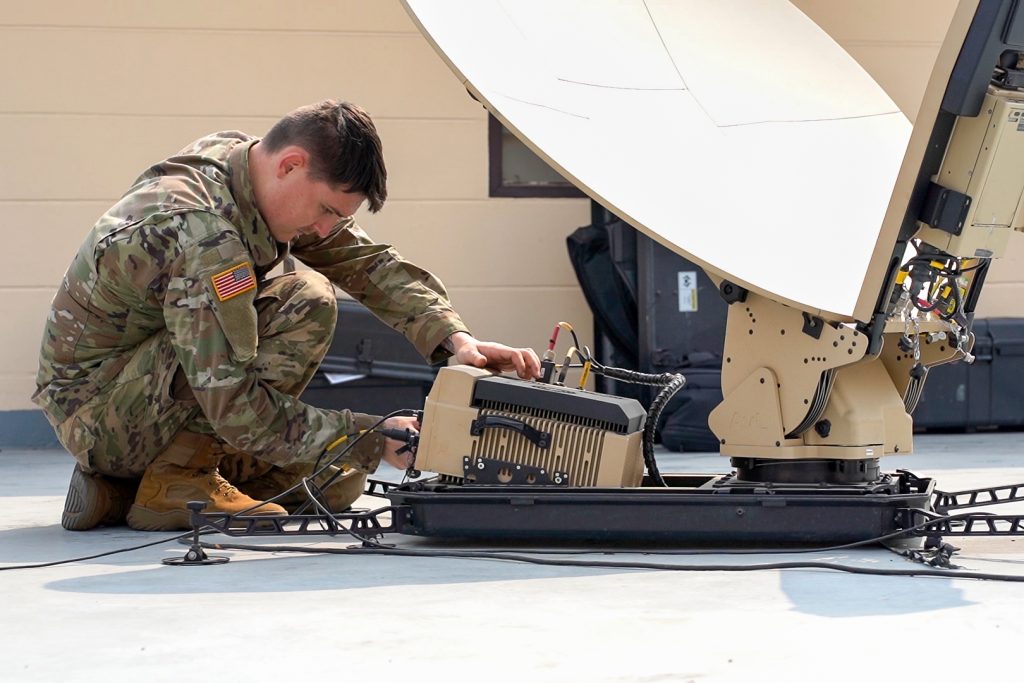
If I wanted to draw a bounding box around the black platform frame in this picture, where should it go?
[385,472,934,544]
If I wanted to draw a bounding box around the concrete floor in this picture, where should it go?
[3,435,1024,682]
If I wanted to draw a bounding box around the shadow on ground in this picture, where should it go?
[28,533,980,620]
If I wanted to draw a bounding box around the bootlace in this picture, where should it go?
[188,466,241,497]
[207,440,244,496]
[210,471,241,497]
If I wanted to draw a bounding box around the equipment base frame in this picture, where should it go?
[385,471,934,545]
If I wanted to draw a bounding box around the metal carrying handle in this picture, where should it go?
[469,415,551,449]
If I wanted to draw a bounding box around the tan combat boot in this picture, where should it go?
[238,463,368,514]
[126,431,287,531]
[61,464,139,531]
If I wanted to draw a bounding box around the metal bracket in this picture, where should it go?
[195,505,404,540]
[920,181,972,235]
[908,510,1024,537]
[801,312,824,340]
[719,280,748,304]
[1003,67,1024,90]
[365,478,398,498]
[899,478,1024,542]
[932,481,1024,513]
[162,501,230,566]
[356,337,374,364]
[463,456,569,486]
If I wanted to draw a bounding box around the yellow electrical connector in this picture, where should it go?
[326,430,366,453]
[577,360,592,390]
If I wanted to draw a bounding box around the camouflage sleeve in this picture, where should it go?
[163,215,385,471]
[291,218,469,364]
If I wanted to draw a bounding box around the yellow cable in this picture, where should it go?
[577,360,592,390]
[326,429,366,453]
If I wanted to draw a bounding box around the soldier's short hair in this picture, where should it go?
[263,100,387,213]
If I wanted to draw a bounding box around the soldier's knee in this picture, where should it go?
[257,271,338,341]
[294,270,333,299]
[293,271,338,326]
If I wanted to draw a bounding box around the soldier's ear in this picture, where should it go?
[276,147,309,178]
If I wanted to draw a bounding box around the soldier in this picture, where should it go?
[34,100,540,532]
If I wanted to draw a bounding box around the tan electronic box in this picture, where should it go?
[414,366,647,487]
[916,87,1024,258]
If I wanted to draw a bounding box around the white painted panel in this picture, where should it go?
[646,0,900,126]
[492,1,683,90]
[403,0,913,319]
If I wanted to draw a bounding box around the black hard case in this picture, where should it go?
[913,318,1024,430]
[300,298,438,417]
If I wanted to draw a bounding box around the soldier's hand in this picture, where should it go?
[380,415,420,470]
[447,332,541,380]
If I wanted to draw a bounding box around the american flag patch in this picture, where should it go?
[211,262,257,301]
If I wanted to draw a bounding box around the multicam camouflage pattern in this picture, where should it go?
[35,132,468,475]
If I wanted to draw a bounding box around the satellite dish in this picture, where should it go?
[402,0,913,320]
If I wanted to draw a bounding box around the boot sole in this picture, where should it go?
[63,466,139,531]
[126,504,287,531]
[62,469,104,531]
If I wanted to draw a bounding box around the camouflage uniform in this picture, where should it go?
[34,132,468,480]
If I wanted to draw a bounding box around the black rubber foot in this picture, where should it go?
[162,547,229,566]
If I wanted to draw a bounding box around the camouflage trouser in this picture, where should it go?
[62,272,338,486]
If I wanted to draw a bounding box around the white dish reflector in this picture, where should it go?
[403,0,914,320]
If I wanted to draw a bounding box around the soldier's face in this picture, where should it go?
[263,151,366,242]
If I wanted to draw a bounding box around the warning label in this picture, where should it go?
[678,271,698,312]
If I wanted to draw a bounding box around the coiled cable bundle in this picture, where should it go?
[548,321,685,487]
[595,367,685,487]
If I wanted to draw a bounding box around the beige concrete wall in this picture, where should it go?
[0,1,591,411]
[794,0,959,122]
